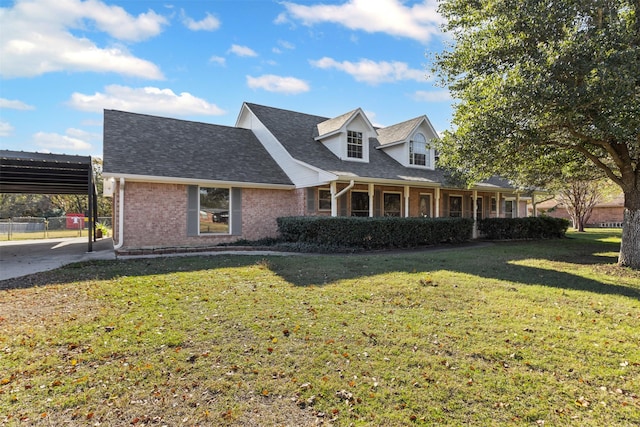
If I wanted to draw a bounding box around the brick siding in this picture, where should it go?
[114,182,305,251]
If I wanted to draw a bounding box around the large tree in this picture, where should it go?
[434,0,640,268]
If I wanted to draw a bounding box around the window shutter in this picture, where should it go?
[374,190,381,217]
[186,185,199,236]
[307,188,316,213]
[231,188,242,235]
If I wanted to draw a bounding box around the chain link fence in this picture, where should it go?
[0,216,112,241]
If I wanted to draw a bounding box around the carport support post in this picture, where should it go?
[87,158,93,252]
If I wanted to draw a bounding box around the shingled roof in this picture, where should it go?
[316,109,359,138]
[103,110,293,186]
[245,103,449,185]
[377,117,425,146]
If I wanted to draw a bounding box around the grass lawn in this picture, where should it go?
[1,229,638,426]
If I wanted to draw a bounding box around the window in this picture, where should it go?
[419,194,431,217]
[410,133,428,166]
[449,195,463,217]
[318,188,331,210]
[505,200,514,218]
[491,197,497,212]
[351,191,369,216]
[475,197,483,220]
[199,187,229,234]
[347,130,363,159]
[384,193,401,217]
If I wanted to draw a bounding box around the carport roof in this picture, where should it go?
[0,150,93,195]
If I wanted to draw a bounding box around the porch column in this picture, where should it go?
[404,185,410,217]
[472,190,478,239]
[435,187,441,218]
[331,181,337,217]
[532,193,537,217]
[515,192,521,217]
[368,183,375,217]
[496,191,501,218]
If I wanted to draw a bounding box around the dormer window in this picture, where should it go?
[410,133,428,166]
[347,130,363,159]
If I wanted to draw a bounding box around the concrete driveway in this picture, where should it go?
[0,237,115,281]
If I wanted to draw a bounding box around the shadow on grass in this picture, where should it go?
[1,234,638,300]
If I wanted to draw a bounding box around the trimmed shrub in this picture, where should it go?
[477,217,569,240]
[277,216,474,250]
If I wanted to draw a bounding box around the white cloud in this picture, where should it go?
[412,90,452,102]
[278,40,295,50]
[229,44,258,57]
[0,0,166,79]
[280,0,443,44]
[68,84,226,116]
[0,98,35,110]
[209,55,226,66]
[181,10,220,31]
[364,110,385,128]
[272,40,295,54]
[33,129,94,151]
[0,121,14,137]
[310,57,426,85]
[246,74,310,94]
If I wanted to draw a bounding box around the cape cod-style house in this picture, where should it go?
[102,103,528,253]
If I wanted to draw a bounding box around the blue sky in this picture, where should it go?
[0,0,452,158]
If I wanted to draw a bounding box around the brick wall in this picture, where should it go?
[116,182,306,251]
[538,206,623,226]
[241,188,304,239]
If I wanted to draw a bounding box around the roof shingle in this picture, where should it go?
[103,110,293,186]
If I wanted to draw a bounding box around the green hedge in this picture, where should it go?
[477,217,570,240]
[277,216,474,250]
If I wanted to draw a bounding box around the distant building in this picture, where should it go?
[532,194,624,227]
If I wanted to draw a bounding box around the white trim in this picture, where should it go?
[318,187,332,211]
[237,103,333,187]
[102,173,295,190]
[314,128,342,141]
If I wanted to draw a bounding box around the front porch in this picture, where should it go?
[307,181,528,220]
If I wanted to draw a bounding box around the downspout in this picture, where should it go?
[331,180,355,217]
[113,177,125,250]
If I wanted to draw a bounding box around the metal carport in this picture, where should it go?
[0,150,98,252]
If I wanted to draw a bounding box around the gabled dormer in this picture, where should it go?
[315,108,376,163]
[376,116,438,170]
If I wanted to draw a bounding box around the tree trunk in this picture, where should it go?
[619,192,640,269]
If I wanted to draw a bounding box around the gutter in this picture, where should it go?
[113,177,125,250]
[334,179,355,199]
[331,180,355,217]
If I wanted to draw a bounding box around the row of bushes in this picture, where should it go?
[276,216,569,250]
[277,216,474,250]
[477,217,570,240]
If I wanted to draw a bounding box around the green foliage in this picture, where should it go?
[277,216,474,249]
[433,0,639,192]
[478,217,570,240]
